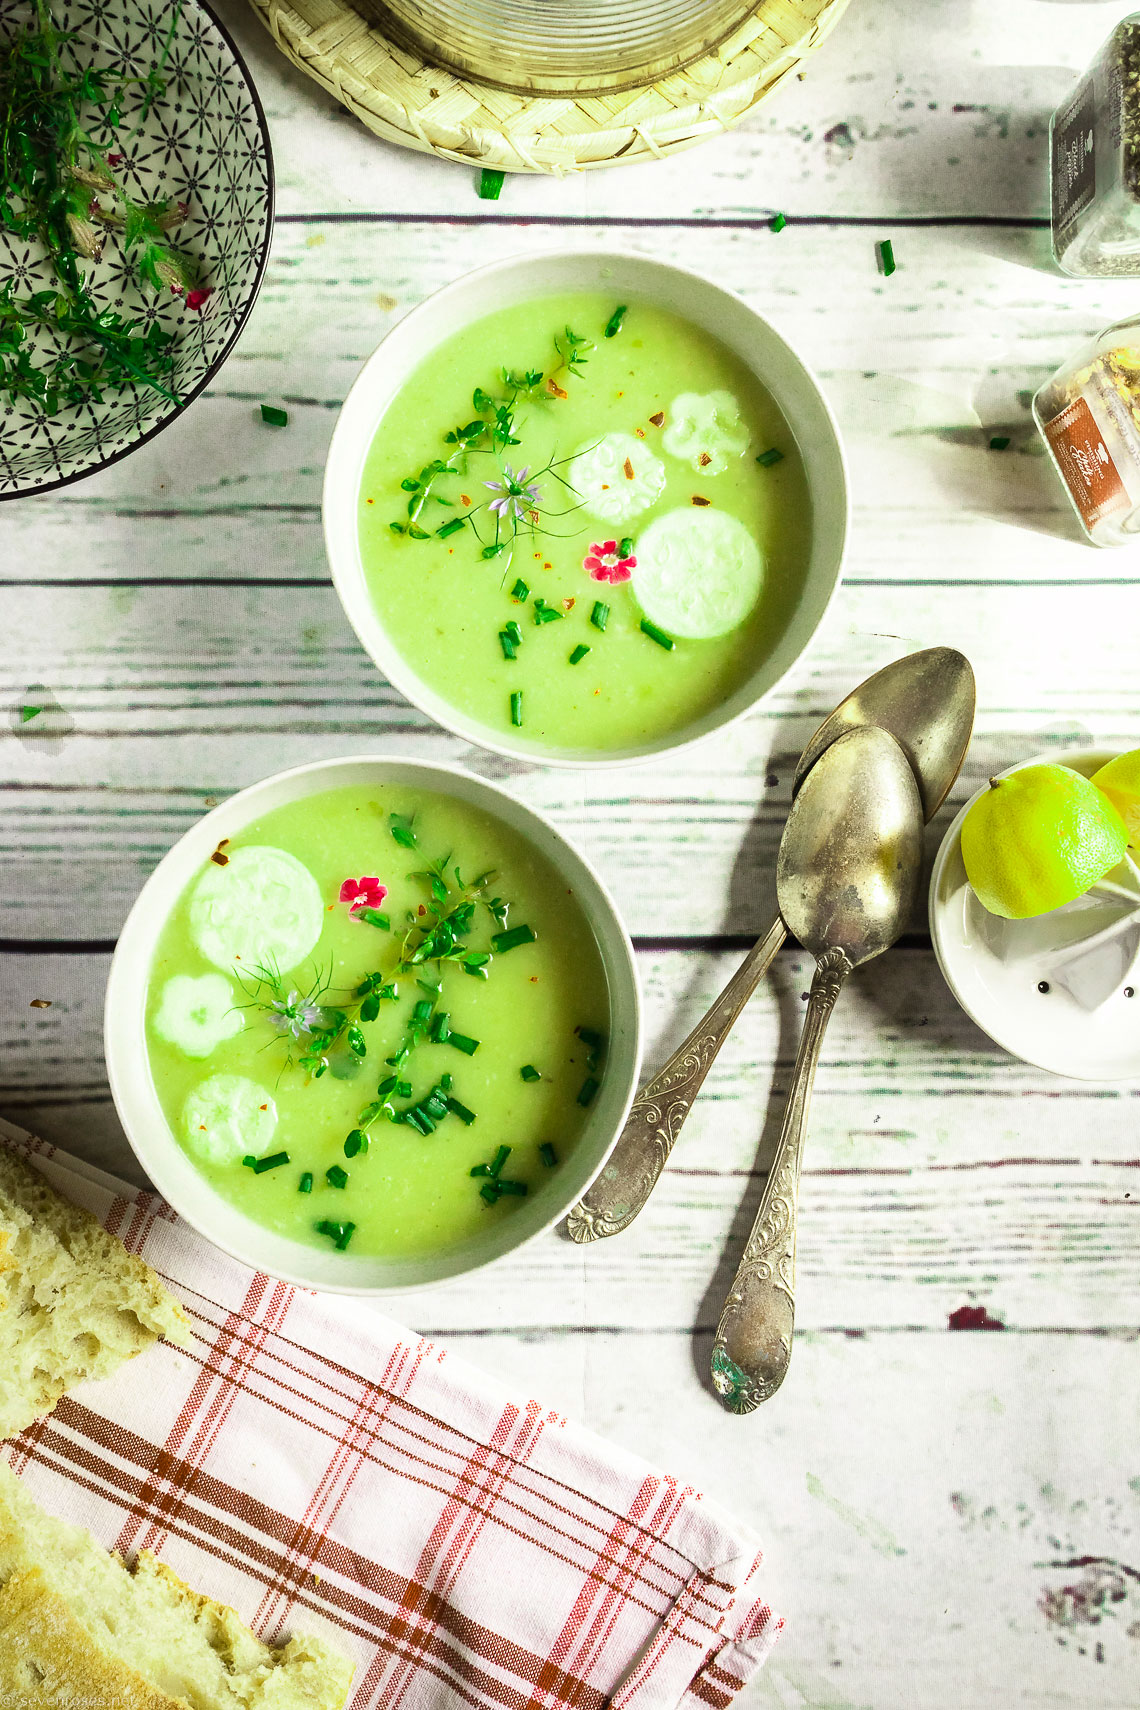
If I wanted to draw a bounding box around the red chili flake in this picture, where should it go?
[29,999,52,1009]
[366,497,374,505]
[418,904,427,916]
[635,428,646,438]
[210,850,230,866]
[529,976,538,983]
[698,452,712,467]
[185,285,213,312]
[543,561,551,569]
[623,458,635,479]
[546,377,568,399]
[259,1103,268,1111]
[649,411,665,427]
[461,494,471,506]
[691,495,710,506]
[561,597,575,610]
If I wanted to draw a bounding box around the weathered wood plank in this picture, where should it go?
[5,946,1137,1332]
[220,0,1095,224]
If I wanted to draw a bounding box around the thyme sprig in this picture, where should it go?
[0,0,200,413]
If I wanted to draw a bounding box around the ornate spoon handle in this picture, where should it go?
[710,946,852,1414]
[566,915,787,1244]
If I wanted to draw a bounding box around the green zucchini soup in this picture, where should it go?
[143,783,610,1261]
[357,292,812,751]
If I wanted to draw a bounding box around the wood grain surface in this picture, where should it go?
[2,1,1138,1705]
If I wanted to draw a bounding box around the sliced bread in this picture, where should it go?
[0,1464,354,1708]
[0,1144,191,1441]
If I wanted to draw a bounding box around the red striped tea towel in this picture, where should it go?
[0,1120,780,1709]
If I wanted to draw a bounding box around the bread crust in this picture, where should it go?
[0,1566,182,1709]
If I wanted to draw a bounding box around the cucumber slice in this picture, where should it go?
[182,1075,277,1165]
[568,434,665,526]
[153,973,243,1058]
[662,390,749,475]
[631,507,763,640]
[188,845,323,975]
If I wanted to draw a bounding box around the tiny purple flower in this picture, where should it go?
[269,991,324,1039]
[483,464,543,523]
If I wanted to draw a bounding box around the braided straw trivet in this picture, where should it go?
[246,0,853,176]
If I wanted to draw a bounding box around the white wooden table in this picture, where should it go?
[4,2,1139,1703]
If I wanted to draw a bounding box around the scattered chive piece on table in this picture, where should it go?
[260,403,288,428]
[499,631,518,661]
[577,1077,600,1107]
[640,618,675,651]
[755,447,784,467]
[989,435,1011,450]
[876,238,896,276]
[19,707,42,723]
[520,1064,541,1082]
[510,690,524,727]
[604,304,628,338]
[244,1151,289,1174]
[298,1172,313,1194]
[437,516,466,538]
[539,1142,558,1168]
[478,167,505,200]
[569,644,591,665]
[326,1165,349,1189]
[492,924,537,952]
[511,579,530,601]
[448,1031,480,1056]
[769,211,787,233]
[446,1096,477,1125]
[590,601,610,632]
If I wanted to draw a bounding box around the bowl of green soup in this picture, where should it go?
[324,250,847,766]
[104,756,640,1292]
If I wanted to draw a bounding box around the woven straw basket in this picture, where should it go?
[246,0,853,175]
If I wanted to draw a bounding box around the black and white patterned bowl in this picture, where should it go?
[0,0,273,499]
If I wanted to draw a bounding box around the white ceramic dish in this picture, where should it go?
[930,747,1140,1082]
[105,755,642,1292]
[323,248,848,768]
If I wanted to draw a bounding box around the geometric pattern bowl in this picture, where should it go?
[0,0,273,499]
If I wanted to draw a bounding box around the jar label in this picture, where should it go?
[1052,74,1097,238]
[1043,396,1129,529]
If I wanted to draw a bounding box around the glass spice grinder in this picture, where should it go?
[358,0,762,95]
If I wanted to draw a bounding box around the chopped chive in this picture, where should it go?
[335,1223,356,1250]
[604,304,628,339]
[430,1011,451,1043]
[497,1179,527,1197]
[397,1079,413,1097]
[499,631,518,661]
[355,907,390,930]
[441,1072,453,1091]
[344,1130,369,1158]
[577,1027,604,1050]
[437,516,466,538]
[618,537,634,557]
[569,644,591,665]
[446,1097,477,1125]
[490,1145,511,1177]
[505,619,522,644]
[539,1142,558,1168]
[315,1219,355,1249]
[989,435,1011,450]
[511,579,530,602]
[326,1165,349,1189]
[412,999,434,1023]
[590,601,610,632]
[520,1064,541,1082]
[470,1163,491,1177]
[376,1074,398,1096]
[640,618,675,651]
[492,924,536,952]
[479,1182,501,1204]
[448,1031,480,1056]
[533,599,563,624]
[423,1095,449,1120]
[876,238,896,276]
[755,447,784,468]
[478,167,505,200]
[769,211,787,233]
[260,402,288,427]
[577,1076,600,1107]
[298,1172,313,1193]
[244,1151,289,1174]
[510,690,524,727]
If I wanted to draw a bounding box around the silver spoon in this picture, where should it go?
[710,725,924,1413]
[565,647,975,1245]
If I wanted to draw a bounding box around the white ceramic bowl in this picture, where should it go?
[323,249,848,768]
[930,747,1140,1082]
[105,756,641,1292]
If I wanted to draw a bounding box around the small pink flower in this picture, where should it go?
[339,876,388,916]
[185,285,213,312]
[583,539,636,584]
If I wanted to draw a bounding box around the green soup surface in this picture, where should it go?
[358,292,812,751]
[144,784,610,1259]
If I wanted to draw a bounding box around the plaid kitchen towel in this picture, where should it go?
[0,1119,780,1709]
